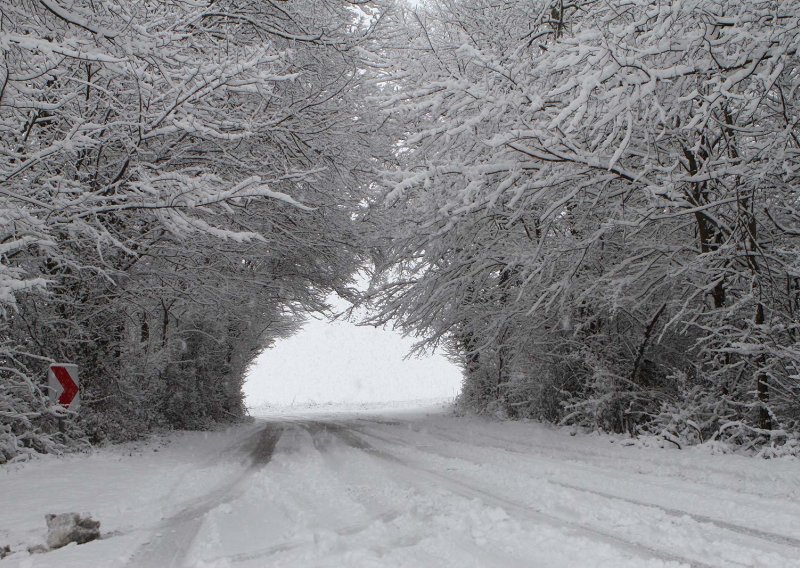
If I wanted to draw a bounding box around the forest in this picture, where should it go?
[2,0,799,463]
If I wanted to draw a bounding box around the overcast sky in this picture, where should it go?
[244,299,462,406]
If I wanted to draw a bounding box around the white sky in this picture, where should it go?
[244,300,462,406]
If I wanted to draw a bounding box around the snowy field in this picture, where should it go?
[1,402,799,568]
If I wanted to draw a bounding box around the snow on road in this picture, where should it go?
[1,402,798,567]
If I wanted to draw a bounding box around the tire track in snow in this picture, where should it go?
[358,421,800,551]
[360,416,797,504]
[297,421,568,568]
[423,425,800,551]
[425,422,800,505]
[343,421,800,568]
[201,510,406,565]
[548,479,800,550]
[200,421,419,566]
[323,420,715,568]
[126,423,283,568]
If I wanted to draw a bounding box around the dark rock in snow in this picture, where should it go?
[0,545,10,558]
[45,513,101,550]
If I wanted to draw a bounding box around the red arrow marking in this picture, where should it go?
[51,366,79,407]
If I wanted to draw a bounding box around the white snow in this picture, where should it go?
[1,404,798,567]
[243,308,463,406]
[248,398,455,416]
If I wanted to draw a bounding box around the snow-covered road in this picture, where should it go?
[2,405,799,567]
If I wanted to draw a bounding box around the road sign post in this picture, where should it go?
[48,363,80,412]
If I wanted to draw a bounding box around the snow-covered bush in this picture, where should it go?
[0,344,74,464]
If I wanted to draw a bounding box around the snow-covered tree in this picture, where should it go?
[1,0,392,461]
[372,0,800,448]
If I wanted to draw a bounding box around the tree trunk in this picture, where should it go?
[754,302,772,430]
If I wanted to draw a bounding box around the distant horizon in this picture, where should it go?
[244,312,463,406]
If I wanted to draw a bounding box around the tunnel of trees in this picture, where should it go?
[2,0,799,463]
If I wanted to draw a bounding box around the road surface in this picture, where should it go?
[2,407,799,567]
[130,412,799,568]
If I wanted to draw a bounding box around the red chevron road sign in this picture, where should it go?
[48,363,80,410]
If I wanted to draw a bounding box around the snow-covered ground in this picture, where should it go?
[1,402,798,567]
[247,398,456,415]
